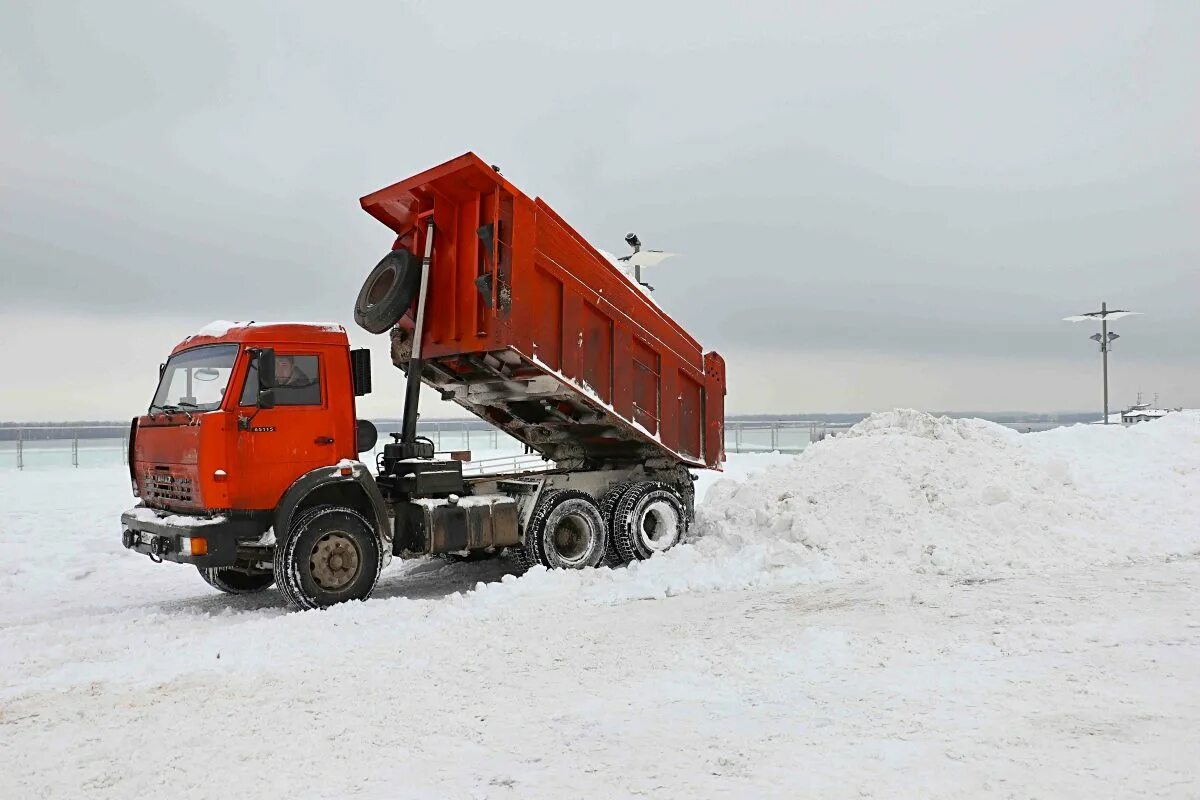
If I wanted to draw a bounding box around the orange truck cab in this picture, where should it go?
[121,153,724,610]
[121,322,389,596]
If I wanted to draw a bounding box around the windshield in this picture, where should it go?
[150,344,239,413]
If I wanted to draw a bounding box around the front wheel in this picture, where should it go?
[274,505,382,610]
[197,566,275,594]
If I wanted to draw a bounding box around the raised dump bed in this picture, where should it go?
[360,152,725,471]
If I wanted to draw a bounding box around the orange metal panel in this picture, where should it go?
[580,300,613,405]
[631,337,660,435]
[611,327,634,423]
[560,290,584,384]
[529,263,563,370]
[361,152,725,470]
[677,372,703,459]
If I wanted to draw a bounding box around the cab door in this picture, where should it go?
[233,350,342,510]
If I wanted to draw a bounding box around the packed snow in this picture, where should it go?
[127,506,229,527]
[697,409,1200,582]
[2,411,1199,798]
[189,320,345,340]
[193,319,241,338]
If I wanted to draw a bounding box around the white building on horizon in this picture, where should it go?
[1097,397,1191,425]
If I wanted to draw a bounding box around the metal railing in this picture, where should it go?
[0,422,529,471]
[2,419,873,470]
[2,419,844,470]
[1,426,130,470]
[2,416,1086,471]
[723,420,847,453]
[371,420,509,453]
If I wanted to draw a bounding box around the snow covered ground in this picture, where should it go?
[2,412,1199,798]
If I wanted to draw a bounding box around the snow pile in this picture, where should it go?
[695,409,1200,580]
[250,408,1200,613]
[224,409,1198,613]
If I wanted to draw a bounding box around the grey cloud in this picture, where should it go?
[1,0,1197,402]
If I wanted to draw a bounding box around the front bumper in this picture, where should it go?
[120,506,266,568]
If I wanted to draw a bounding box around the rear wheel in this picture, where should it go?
[274,505,382,610]
[197,566,275,594]
[599,481,634,566]
[524,489,607,570]
[611,482,687,563]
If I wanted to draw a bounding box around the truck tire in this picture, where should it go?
[599,481,634,566]
[524,489,607,570]
[197,566,275,594]
[274,505,382,610]
[354,249,421,334]
[610,482,687,563]
[508,545,535,572]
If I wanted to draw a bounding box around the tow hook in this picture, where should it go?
[121,529,135,549]
[148,535,170,562]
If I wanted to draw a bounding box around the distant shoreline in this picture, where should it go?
[0,411,1102,441]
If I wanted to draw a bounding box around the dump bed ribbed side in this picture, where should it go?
[361,152,725,470]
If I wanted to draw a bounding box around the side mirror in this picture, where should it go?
[253,348,275,408]
[159,362,166,379]
[351,348,372,396]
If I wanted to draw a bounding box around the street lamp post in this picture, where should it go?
[1064,302,1141,425]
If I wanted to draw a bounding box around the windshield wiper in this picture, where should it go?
[149,403,193,422]
[148,403,174,418]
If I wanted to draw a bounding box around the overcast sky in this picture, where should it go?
[2,0,1197,422]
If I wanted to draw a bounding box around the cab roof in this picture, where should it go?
[172,321,349,355]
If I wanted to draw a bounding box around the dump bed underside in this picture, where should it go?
[391,334,698,469]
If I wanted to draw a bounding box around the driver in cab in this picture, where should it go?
[274,355,320,405]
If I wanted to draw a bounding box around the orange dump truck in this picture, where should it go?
[121,153,725,609]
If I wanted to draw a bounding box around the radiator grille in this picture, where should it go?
[141,468,196,507]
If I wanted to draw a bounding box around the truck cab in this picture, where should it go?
[121,322,389,601]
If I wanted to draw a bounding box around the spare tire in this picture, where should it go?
[354,249,421,334]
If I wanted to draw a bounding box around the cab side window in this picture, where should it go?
[240,353,323,406]
[274,355,322,406]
